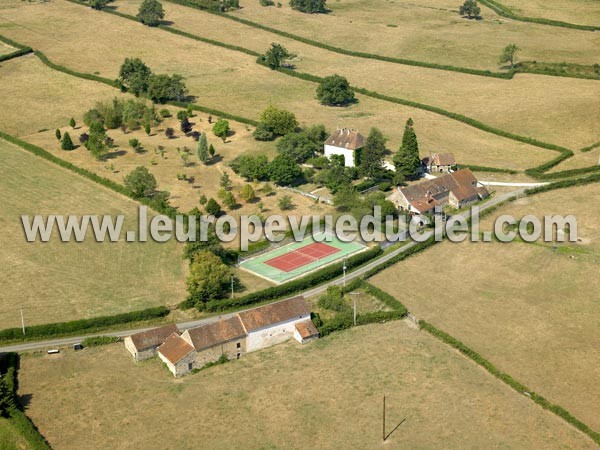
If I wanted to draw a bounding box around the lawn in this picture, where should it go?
[113,0,600,149]
[0,139,187,329]
[0,0,555,171]
[370,239,600,431]
[0,417,32,450]
[498,0,600,27]
[228,0,600,70]
[18,321,597,449]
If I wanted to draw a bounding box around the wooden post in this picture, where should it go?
[383,395,386,442]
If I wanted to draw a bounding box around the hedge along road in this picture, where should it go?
[0,188,527,354]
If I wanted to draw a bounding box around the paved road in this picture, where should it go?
[0,188,525,354]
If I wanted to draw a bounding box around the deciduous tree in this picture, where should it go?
[499,43,520,69]
[137,0,165,26]
[186,251,231,308]
[316,74,355,106]
[124,166,157,198]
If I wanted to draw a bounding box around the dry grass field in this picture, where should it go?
[0,139,187,329]
[0,55,122,137]
[499,0,600,27]
[480,182,600,251]
[229,0,600,69]
[549,147,600,172]
[370,239,600,431]
[113,0,600,149]
[18,322,598,449]
[0,0,557,170]
[0,40,15,56]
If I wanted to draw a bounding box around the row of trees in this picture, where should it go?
[118,57,188,103]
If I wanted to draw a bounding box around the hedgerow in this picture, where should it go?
[459,164,518,174]
[0,306,169,342]
[200,246,383,312]
[419,321,600,445]
[0,34,34,62]
[581,141,600,153]
[0,354,52,450]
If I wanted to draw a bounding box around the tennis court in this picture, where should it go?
[239,234,367,284]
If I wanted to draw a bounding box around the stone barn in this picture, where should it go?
[181,316,247,366]
[124,324,179,361]
[157,333,196,378]
[238,297,314,352]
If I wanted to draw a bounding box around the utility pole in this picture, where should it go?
[231,275,234,299]
[20,307,25,335]
[343,259,347,288]
[349,292,360,326]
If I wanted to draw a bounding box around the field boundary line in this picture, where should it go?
[479,0,600,31]
[0,33,33,62]
[164,0,600,80]
[19,5,581,178]
[419,320,600,446]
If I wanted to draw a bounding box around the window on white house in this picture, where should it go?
[236,342,241,349]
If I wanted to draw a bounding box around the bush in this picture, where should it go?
[318,286,350,313]
[81,336,121,347]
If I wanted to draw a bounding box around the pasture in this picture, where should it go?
[229,0,600,69]
[498,0,600,27]
[17,322,597,449]
[114,0,600,149]
[0,139,187,329]
[0,0,557,170]
[370,240,600,430]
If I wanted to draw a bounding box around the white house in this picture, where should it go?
[238,297,314,352]
[324,128,365,168]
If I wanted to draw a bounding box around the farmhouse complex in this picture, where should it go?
[125,297,318,377]
[387,168,489,215]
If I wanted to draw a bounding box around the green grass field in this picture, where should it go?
[0,417,32,450]
[239,233,367,284]
[0,139,186,329]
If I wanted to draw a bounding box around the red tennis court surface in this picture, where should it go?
[265,242,341,272]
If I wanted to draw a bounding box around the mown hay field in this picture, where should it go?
[228,0,600,69]
[18,322,597,449]
[0,138,187,329]
[0,0,555,170]
[498,0,600,27]
[370,236,600,430]
[114,0,600,149]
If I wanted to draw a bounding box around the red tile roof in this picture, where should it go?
[431,153,455,166]
[129,324,179,352]
[325,129,365,150]
[158,333,195,365]
[400,169,488,208]
[238,297,310,332]
[185,316,246,351]
[295,320,319,339]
